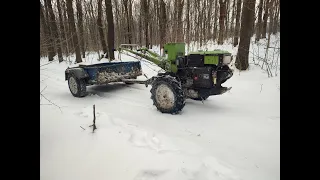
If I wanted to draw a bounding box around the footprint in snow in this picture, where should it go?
[181,157,240,180]
[133,170,168,180]
[128,130,162,152]
[128,129,179,154]
[75,106,103,118]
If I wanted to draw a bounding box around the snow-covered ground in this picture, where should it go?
[40,35,280,180]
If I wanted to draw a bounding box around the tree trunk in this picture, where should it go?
[56,0,66,55]
[97,0,108,55]
[40,1,55,61]
[230,0,236,38]
[233,0,242,47]
[235,0,256,70]
[177,0,184,42]
[213,0,218,41]
[128,0,135,43]
[206,0,213,41]
[155,0,160,46]
[202,0,206,44]
[139,8,142,45]
[197,0,202,46]
[45,0,63,62]
[255,0,264,42]
[113,0,120,47]
[66,0,82,63]
[123,0,132,45]
[268,0,275,35]
[62,0,73,54]
[142,0,149,48]
[105,0,115,60]
[218,0,227,45]
[76,0,85,58]
[272,0,279,34]
[262,0,269,38]
[159,0,166,53]
[225,0,230,40]
[186,0,190,50]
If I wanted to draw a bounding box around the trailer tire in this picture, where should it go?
[150,76,185,114]
[68,75,87,97]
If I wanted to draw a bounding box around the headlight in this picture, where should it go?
[223,55,232,64]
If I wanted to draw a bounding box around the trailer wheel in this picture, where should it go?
[68,75,87,97]
[191,96,209,101]
[150,76,185,114]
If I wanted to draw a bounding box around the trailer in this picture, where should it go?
[65,61,142,97]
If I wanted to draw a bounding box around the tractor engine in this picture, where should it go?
[179,51,233,86]
[162,43,233,99]
[178,55,233,99]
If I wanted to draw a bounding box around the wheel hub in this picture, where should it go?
[155,84,175,109]
[68,77,78,94]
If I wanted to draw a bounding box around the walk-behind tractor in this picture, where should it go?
[65,43,233,114]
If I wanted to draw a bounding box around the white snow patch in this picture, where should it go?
[40,35,280,180]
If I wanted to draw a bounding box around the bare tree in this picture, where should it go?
[76,0,86,58]
[45,0,63,62]
[123,0,133,44]
[255,0,264,42]
[224,0,230,40]
[62,0,73,53]
[235,0,256,70]
[40,1,55,61]
[159,0,166,52]
[66,0,82,63]
[230,0,236,38]
[206,0,213,41]
[186,0,190,48]
[174,0,184,42]
[268,0,275,36]
[97,0,108,56]
[262,0,270,38]
[56,0,66,54]
[141,0,150,47]
[218,0,227,44]
[138,2,143,45]
[105,0,115,60]
[272,0,280,34]
[213,0,219,41]
[233,0,242,47]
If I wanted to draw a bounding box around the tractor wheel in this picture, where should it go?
[191,96,209,101]
[150,76,185,114]
[68,75,87,97]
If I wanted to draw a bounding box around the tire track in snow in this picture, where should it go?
[107,115,180,154]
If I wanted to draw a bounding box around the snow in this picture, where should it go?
[40,35,280,180]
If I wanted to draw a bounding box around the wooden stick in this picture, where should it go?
[91,105,97,132]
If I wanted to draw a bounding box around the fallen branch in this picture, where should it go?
[80,126,86,130]
[40,93,62,113]
[41,86,47,93]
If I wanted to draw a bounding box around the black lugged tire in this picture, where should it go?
[191,96,209,101]
[150,76,185,114]
[68,74,87,97]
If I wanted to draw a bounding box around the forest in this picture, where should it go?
[40,0,280,71]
